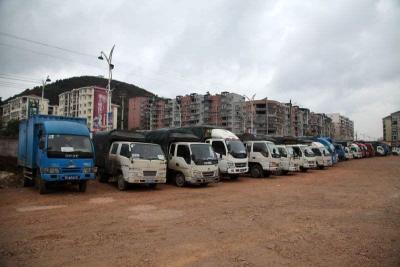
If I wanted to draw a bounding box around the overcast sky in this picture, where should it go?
[0,0,399,139]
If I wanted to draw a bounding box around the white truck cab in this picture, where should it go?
[310,142,332,169]
[204,129,248,179]
[106,141,167,190]
[287,144,317,172]
[168,142,219,187]
[276,145,300,174]
[243,140,280,177]
[350,143,363,158]
[344,147,353,159]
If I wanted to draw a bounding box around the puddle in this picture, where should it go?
[16,205,67,212]
[129,209,184,221]
[89,197,115,204]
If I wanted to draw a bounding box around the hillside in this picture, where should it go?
[5,75,154,106]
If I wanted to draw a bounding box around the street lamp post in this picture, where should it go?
[98,45,115,131]
[41,75,51,114]
[244,94,256,134]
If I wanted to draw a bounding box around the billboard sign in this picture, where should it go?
[93,88,107,131]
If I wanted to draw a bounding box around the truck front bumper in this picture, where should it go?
[227,167,248,174]
[187,176,219,185]
[41,172,96,182]
[127,177,166,184]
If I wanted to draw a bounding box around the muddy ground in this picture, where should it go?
[0,156,399,266]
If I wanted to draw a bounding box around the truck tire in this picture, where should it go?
[300,167,308,172]
[117,173,128,191]
[78,181,87,192]
[250,164,263,178]
[174,173,185,187]
[36,177,48,194]
[318,165,324,170]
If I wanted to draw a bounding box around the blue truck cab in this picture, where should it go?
[18,115,96,194]
[334,144,346,161]
[315,137,338,164]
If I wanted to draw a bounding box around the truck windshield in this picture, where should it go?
[302,147,315,157]
[266,143,280,158]
[311,148,322,156]
[190,144,218,165]
[47,134,93,158]
[226,140,247,159]
[130,143,165,160]
[277,147,287,157]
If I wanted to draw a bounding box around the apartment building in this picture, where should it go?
[309,113,334,137]
[383,111,400,146]
[1,95,49,127]
[327,113,354,141]
[58,86,118,131]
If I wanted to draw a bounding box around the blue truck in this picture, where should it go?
[314,137,338,164]
[18,115,96,194]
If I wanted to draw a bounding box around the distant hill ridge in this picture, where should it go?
[5,75,154,106]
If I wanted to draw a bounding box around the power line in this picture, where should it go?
[0,76,41,84]
[0,42,73,62]
[0,73,41,82]
[0,31,96,58]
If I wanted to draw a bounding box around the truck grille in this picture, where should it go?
[202,171,214,177]
[235,163,246,168]
[62,167,80,173]
[143,171,157,177]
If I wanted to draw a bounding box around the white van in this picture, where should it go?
[350,143,363,159]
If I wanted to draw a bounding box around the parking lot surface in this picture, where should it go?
[0,157,399,266]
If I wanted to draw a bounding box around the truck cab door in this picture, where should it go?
[108,143,119,174]
[210,139,228,172]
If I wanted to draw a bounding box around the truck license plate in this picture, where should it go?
[65,175,79,180]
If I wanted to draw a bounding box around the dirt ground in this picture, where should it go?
[0,156,399,267]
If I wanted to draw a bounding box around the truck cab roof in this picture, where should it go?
[43,120,90,135]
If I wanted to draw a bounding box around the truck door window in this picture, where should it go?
[110,143,119,155]
[177,145,191,164]
[212,141,226,156]
[119,144,130,158]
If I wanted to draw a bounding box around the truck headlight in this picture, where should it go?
[83,167,95,173]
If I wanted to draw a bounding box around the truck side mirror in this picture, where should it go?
[39,140,45,150]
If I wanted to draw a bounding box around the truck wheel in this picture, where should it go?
[174,173,185,187]
[282,170,289,175]
[78,181,87,192]
[250,164,263,178]
[36,177,48,194]
[318,165,324,170]
[117,173,128,191]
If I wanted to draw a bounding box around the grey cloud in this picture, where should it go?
[0,0,399,138]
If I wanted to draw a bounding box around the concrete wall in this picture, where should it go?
[0,138,18,157]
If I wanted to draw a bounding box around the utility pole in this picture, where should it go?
[41,75,51,114]
[98,45,115,131]
[266,97,269,136]
[120,94,125,130]
[289,99,292,136]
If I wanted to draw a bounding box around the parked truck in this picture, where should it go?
[276,145,300,174]
[242,140,280,177]
[93,130,167,190]
[18,115,96,194]
[286,144,317,172]
[177,126,248,179]
[145,129,219,187]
